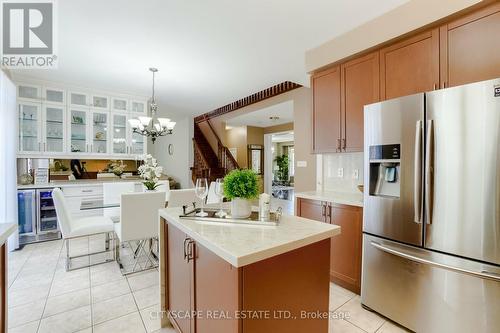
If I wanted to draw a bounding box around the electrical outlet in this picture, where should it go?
[337,168,344,178]
[353,169,359,179]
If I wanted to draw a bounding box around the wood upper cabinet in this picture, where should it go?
[341,52,379,152]
[296,198,363,294]
[440,3,500,88]
[328,204,363,295]
[312,66,341,153]
[380,28,440,100]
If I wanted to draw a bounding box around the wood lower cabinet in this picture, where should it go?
[312,66,341,153]
[380,28,440,100]
[341,52,379,152]
[296,198,363,294]
[441,2,500,88]
[163,220,331,333]
[328,204,362,294]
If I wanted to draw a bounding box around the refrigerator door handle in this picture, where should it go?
[370,241,500,282]
[425,120,434,224]
[414,120,423,223]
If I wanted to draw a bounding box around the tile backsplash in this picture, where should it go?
[320,152,364,193]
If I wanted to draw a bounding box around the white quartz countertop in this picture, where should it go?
[17,178,145,190]
[159,207,341,268]
[0,223,17,246]
[295,190,364,207]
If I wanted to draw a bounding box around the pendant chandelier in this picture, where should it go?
[128,68,175,144]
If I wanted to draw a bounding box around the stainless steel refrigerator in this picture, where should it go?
[362,78,500,332]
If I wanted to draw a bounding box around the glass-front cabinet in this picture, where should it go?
[43,87,65,105]
[18,102,42,152]
[131,131,146,155]
[43,105,65,153]
[91,111,109,154]
[112,113,128,155]
[69,108,88,153]
[16,81,149,157]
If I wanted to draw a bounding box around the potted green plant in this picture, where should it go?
[138,154,163,191]
[223,169,259,218]
[274,154,289,184]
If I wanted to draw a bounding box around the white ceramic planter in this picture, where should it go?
[231,198,252,218]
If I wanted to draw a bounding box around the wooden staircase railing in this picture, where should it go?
[191,122,239,184]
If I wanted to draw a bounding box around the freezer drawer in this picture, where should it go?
[361,234,500,333]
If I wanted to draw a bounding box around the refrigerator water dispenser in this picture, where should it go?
[368,144,400,198]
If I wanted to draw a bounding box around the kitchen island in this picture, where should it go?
[159,208,341,333]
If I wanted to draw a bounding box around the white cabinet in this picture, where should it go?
[69,91,89,108]
[43,104,66,153]
[43,87,65,105]
[91,94,109,110]
[69,108,89,153]
[18,102,42,153]
[90,111,109,154]
[111,113,129,155]
[130,99,147,114]
[112,97,128,112]
[16,81,149,158]
[18,84,41,101]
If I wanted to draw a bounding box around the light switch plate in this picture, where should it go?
[297,161,307,167]
[353,169,359,179]
[338,168,344,178]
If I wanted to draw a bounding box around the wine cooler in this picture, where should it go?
[18,188,61,245]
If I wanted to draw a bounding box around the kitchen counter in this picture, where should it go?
[0,223,17,246]
[159,207,340,332]
[16,178,145,190]
[295,190,364,207]
[159,207,340,267]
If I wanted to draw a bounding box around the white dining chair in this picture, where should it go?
[206,181,221,205]
[52,188,115,271]
[167,188,203,208]
[103,182,136,222]
[115,191,165,274]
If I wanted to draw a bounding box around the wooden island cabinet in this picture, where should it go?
[297,198,362,294]
[311,2,500,154]
[160,208,340,333]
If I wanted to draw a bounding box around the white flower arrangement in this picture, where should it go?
[138,154,164,190]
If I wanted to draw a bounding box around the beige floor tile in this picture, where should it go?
[7,319,39,333]
[140,304,161,333]
[43,288,91,318]
[93,312,146,333]
[330,283,356,311]
[90,260,119,273]
[92,279,131,303]
[152,326,177,333]
[8,283,51,308]
[133,284,160,310]
[53,266,89,282]
[38,305,92,333]
[127,269,159,292]
[330,318,366,333]
[376,320,411,333]
[92,293,138,324]
[9,272,53,291]
[49,272,90,297]
[8,299,45,328]
[339,297,385,333]
[91,264,125,286]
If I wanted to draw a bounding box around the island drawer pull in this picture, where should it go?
[187,239,195,262]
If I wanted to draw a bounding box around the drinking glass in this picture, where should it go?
[214,178,226,217]
[195,178,209,217]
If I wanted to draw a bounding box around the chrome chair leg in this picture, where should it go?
[65,232,117,272]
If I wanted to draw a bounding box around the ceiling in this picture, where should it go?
[225,101,293,128]
[11,0,408,117]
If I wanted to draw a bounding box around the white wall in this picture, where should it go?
[151,116,193,189]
